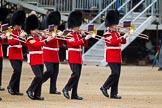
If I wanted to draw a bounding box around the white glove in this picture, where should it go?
[46,36,53,42]
[85,34,92,40]
[5,32,11,37]
[19,31,27,37]
[40,31,45,37]
[57,31,63,36]
[122,32,130,39]
[0,34,6,39]
[91,33,96,38]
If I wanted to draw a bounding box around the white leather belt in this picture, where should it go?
[7,45,22,56]
[106,46,121,49]
[68,48,82,52]
[43,46,59,51]
[27,51,43,63]
[29,51,43,54]
[9,45,22,48]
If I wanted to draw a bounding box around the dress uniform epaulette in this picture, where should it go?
[66,32,73,37]
[27,36,35,43]
[103,32,111,36]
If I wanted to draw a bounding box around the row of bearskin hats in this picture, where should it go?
[23,10,83,34]
[25,9,119,29]
[0,7,119,33]
[66,9,119,28]
[26,11,61,34]
[25,10,83,34]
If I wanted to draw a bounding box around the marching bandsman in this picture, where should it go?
[7,10,26,96]
[43,11,63,94]
[100,10,128,99]
[0,7,9,91]
[25,14,53,100]
[0,7,9,101]
[62,10,92,100]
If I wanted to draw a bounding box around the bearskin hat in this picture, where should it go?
[105,10,119,27]
[10,10,26,26]
[25,14,39,34]
[68,10,82,28]
[0,7,8,23]
[46,11,61,26]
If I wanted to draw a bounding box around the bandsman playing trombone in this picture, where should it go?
[25,14,53,100]
[7,10,26,96]
[100,10,129,99]
[0,7,9,92]
[42,11,64,95]
[0,7,9,101]
[62,10,92,100]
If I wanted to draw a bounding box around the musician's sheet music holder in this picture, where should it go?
[88,24,94,31]
[123,21,131,27]
[0,24,9,32]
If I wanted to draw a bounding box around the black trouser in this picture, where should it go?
[8,60,22,92]
[0,58,3,86]
[43,62,59,93]
[27,65,44,97]
[64,64,82,96]
[103,63,121,96]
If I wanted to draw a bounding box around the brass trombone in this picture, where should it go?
[0,25,27,43]
[119,24,149,40]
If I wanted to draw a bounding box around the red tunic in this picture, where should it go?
[0,35,4,58]
[104,31,126,63]
[7,29,23,60]
[43,37,64,63]
[26,36,45,66]
[66,32,88,64]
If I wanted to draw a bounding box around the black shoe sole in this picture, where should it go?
[50,92,61,95]
[71,97,83,100]
[110,96,122,99]
[34,97,45,100]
